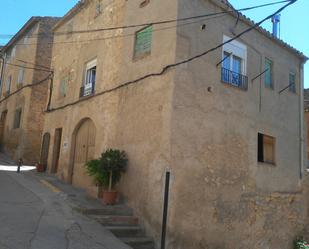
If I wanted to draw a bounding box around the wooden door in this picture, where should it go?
[51,128,62,173]
[72,119,96,189]
[40,133,50,169]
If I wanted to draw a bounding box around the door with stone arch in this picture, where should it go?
[72,119,96,193]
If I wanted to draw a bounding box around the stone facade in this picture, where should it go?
[0,17,58,164]
[42,0,307,248]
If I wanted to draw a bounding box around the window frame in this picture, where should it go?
[264,58,274,89]
[17,66,25,86]
[258,133,276,165]
[81,59,97,97]
[5,75,12,95]
[133,25,153,60]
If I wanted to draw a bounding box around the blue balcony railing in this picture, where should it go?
[221,67,248,90]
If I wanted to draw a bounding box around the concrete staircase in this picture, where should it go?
[83,206,155,249]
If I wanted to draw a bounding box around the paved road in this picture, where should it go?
[0,168,130,249]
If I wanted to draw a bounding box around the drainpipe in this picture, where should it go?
[299,61,305,179]
[0,52,5,97]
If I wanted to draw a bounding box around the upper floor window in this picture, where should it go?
[66,20,73,38]
[289,72,296,93]
[13,108,22,129]
[221,35,248,90]
[59,76,68,98]
[264,58,273,89]
[17,66,25,87]
[11,46,16,58]
[134,25,153,59]
[5,75,11,96]
[95,0,102,17]
[80,59,96,97]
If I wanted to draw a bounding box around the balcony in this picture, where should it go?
[221,67,248,90]
[80,82,95,98]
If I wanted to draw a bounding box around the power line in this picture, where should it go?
[10,14,227,47]
[0,0,290,41]
[47,0,297,113]
[0,73,53,104]
[5,62,53,73]
[15,58,51,70]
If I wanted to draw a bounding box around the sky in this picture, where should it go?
[0,0,308,87]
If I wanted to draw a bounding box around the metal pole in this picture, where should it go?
[161,171,170,249]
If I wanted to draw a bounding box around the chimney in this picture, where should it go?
[271,14,281,38]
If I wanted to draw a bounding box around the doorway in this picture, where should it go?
[51,128,62,173]
[71,119,96,189]
[40,132,50,171]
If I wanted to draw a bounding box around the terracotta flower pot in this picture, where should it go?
[36,163,45,173]
[102,191,118,205]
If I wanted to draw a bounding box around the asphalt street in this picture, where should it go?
[0,166,130,249]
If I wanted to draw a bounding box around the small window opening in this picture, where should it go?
[258,133,276,165]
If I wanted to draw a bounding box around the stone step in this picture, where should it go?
[76,205,133,216]
[106,226,143,237]
[121,237,155,249]
[88,215,139,226]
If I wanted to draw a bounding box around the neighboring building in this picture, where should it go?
[42,0,307,248]
[0,17,59,164]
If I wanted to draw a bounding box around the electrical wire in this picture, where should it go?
[0,73,52,104]
[0,0,291,41]
[46,0,297,112]
[4,62,53,73]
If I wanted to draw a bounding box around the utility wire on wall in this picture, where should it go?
[46,0,297,113]
[0,0,292,47]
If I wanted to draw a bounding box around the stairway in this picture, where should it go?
[83,205,155,249]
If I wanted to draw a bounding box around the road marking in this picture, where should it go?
[40,179,61,193]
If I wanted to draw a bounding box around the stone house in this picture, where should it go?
[42,0,308,248]
[0,17,59,164]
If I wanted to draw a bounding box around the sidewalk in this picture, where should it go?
[4,169,132,249]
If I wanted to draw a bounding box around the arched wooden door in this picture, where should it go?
[40,132,50,169]
[72,119,96,190]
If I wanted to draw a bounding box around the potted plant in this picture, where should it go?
[86,149,128,205]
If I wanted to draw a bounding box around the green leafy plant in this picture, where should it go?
[85,149,128,191]
[294,238,309,249]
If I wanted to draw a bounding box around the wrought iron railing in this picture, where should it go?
[80,82,95,98]
[221,67,248,90]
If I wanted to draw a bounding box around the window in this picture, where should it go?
[13,108,22,129]
[134,25,153,59]
[59,77,68,98]
[264,58,273,89]
[289,72,296,93]
[95,0,102,16]
[258,133,276,164]
[5,75,11,95]
[11,47,16,58]
[80,59,96,97]
[221,36,248,90]
[66,20,73,38]
[17,67,25,87]
[23,35,29,47]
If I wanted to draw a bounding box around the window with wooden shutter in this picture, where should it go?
[289,72,296,93]
[13,108,22,129]
[258,133,276,165]
[134,25,153,59]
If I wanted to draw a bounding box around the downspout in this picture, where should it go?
[299,61,305,179]
[0,53,5,97]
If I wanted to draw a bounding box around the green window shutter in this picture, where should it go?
[264,58,273,89]
[60,77,68,97]
[134,25,153,57]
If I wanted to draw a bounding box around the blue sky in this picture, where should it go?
[0,0,308,87]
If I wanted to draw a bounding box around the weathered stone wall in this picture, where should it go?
[0,17,57,164]
[164,0,308,248]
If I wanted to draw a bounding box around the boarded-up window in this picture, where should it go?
[13,108,22,129]
[134,25,153,59]
[289,72,296,93]
[258,133,275,164]
[264,58,273,89]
